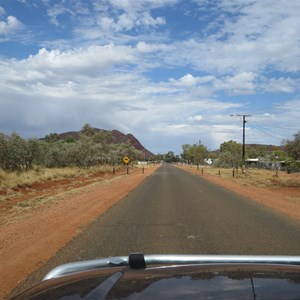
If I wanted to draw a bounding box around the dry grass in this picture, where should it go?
[181,165,300,189]
[0,165,116,191]
[0,165,149,225]
[13,179,108,212]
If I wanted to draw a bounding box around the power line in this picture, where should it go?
[256,124,297,131]
[247,123,285,141]
[250,120,298,131]
[248,120,293,140]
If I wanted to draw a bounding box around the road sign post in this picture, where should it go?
[123,156,130,164]
[123,156,130,174]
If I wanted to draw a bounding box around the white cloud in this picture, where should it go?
[214,72,257,95]
[19,45,135,78]
[42,1,89,29]
[262,77,299,93]
[136,41,174,53]
[218,0,300,73]
[168,72,257,96]
[0,6,5,16]
[0,44,295,153]
[178,74,201,86]
[0,0,299,153]
[144,0,299,75]
[108,0,179,13]
[245,98,300,144]
[136,12,166,27]
[38,0,300,76]
[46,2,77,26]
[277,98,300,118]
[170,74,199,86]
[0,16,23,35]
[61,0,171,44]
[187,115,203,122]
[94,11,165,33]
[0,44,245,152]
[172,74,215,86]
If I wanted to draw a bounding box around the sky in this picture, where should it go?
[0,0,299,154]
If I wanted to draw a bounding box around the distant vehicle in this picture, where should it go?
[11,253,300,299]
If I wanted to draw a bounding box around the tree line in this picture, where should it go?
[0,124,143,172]
[162,131,300,168]
[1,124,299,172]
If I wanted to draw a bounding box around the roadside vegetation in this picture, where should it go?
[161,131,300,171]
[177,131,300,189]
[0,124,299,194]
[181,165,300,189]
[0,165,114,190]
[0,124,145,191]
[0,124,143,172]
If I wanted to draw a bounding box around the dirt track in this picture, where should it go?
[1,164,299,299]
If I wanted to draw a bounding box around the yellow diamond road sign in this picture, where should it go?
[123,156,130,164]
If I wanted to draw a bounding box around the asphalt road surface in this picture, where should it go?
[13,163,300,295]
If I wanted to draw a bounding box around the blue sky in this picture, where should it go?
[0,0,299,154]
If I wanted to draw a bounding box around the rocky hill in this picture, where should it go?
[55,128,155,159]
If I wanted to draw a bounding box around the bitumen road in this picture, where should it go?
[12,163,300,295]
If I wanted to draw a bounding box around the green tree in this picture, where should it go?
[217,151,237,168]
[23,139,41,170]
[32,140,49,166]
[155,153,165,162]
[93,131,115,164]
[8,133,29,171]
[64,136,76,143]
[44,132,60,143]
[165,151,176,163]
[257,145,268,157]
[218,140,242,167]
[0,133,9,170]
[43,142,70,168]
[190,144,208,165]
[246,146,258,159]
[181,143,208,165]
[73,135,98,168]
[108,144,123,165]
[283,131,300,160]
[81,123,96,137]
[181,144,192,163]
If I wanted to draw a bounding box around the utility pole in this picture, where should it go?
[231,114,252,163]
